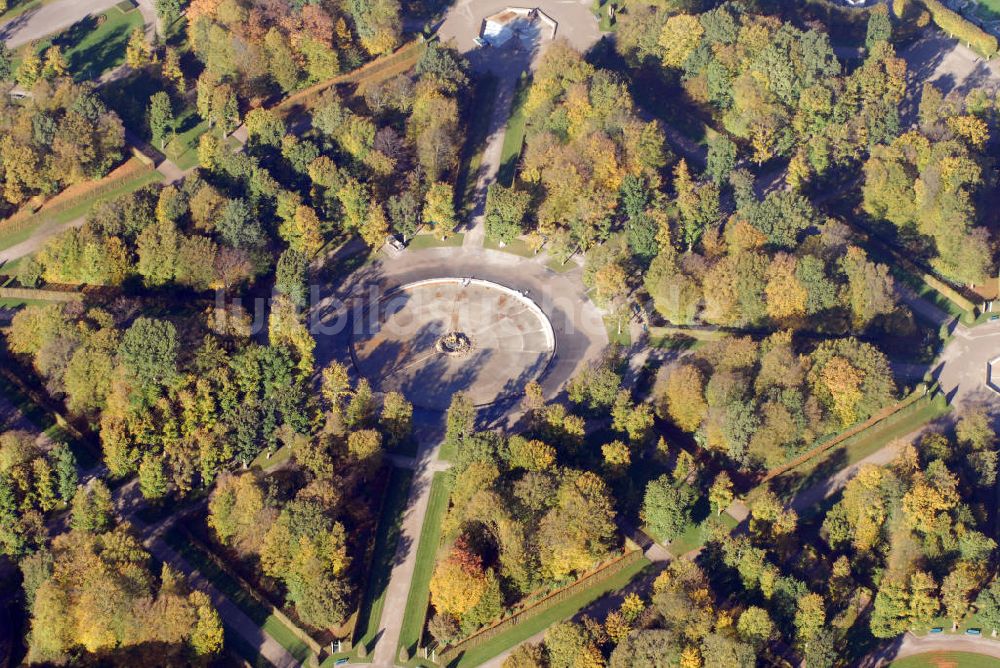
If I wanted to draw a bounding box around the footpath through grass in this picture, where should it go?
[398,471,453,656]
[164,529,314,665]
[443,557,653,668]
[356,467,415,654]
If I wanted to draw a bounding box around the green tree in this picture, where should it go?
[49,443,78,502]
[737,606,775,648]
[119,317,178,399]
[794,592,826,643]
[707,135,737,185]
[641,475,696,541]
[344,378,375,429]
[380,392,413,449]
[975,578,1000,635]
[149,92,175,150]
[0,42,12,81]
[139,453,168,501]
[709,472,734,515]
[445,392,475,453]
[866,4,893,49]
[275,249,308,306]
[70,481,113,533]
[155,0,182,27]
[485,183,530,245]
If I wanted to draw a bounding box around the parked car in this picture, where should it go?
[967,628,982,636]
[930,627,943,633]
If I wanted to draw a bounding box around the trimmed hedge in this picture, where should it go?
[921,0,998,57]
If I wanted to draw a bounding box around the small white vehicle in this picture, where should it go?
[473,36,489,48]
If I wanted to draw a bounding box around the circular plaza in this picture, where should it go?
[350,278,556,410]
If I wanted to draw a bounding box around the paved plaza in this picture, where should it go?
[351,278,555,409]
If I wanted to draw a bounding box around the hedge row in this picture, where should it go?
[273,38,427,114]
[0,159,156,241]
[921,0,998,58]
[0,287,82,302]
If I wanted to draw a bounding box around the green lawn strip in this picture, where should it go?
[355,467,416,653]
[163,529,314,664]
[0,167,163,252]
[407,233,465,250]
[442,557,653,668]
[647,325,728,342]
[483,237,536,258]
[398,471,454,656]
[250,443,294,471]
[0,297,49,309]
[497,75,530,187]
[889,651,1000,668]
[455,76,499,216]
[545,257,579,273]
[758,392,951,505]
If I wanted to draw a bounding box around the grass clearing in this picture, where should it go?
[407,233,465,250]
[604,316,631,347]
[443,557,653,668]
[18,6,144,81]
[497,75,530,187]
[545,257,579,273]
[890,651,1000,668]
[483,236,537,258]
[164,112,210,171]
[665,504,739,557]
[250,443,293,471]
[398,471,453,656]
[355,467,415,654]
[164,529,315,665]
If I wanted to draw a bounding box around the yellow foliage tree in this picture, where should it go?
[659,14,704,68]
[821,356,864,426]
